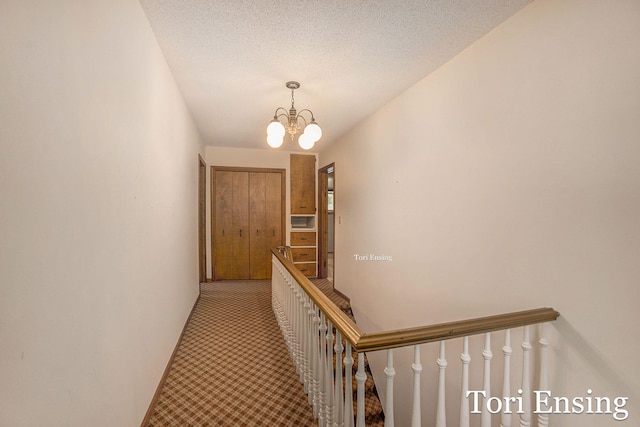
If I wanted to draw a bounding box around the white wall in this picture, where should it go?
[0,1,202,425]
[204,146,317,279]
[319,0,640,425]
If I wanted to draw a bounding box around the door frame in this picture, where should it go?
[317,163,334,279]
[210,166,286,280]
[198,155,207,283]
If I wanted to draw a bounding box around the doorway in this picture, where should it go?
[317,163,335,281]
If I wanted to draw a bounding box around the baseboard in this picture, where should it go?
[140,295,200,426]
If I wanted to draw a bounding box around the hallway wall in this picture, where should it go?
[0,1,202,425]
[319,0,640,425]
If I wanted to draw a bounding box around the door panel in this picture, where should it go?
[214,171,233,279]
[249,172,268,279]
[265,172,283,277]
[231,171,250,278]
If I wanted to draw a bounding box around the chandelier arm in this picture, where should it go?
[272,107,289,119]
[295,114,308,129]
[297,109,316,121]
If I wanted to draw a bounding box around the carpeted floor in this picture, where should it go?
[146,280,317,426]
[145,278,384,426]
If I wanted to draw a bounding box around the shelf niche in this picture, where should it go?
[291,215,315,230]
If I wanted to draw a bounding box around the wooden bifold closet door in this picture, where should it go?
[213,167,284,280]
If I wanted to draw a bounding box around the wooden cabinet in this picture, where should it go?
[290,154,317,277]
[290,231,317,277]
[290,231,316,246]
[213,168,285,280]
[290,248,316,263]
[295,262,316,277]
[290,154,316,214]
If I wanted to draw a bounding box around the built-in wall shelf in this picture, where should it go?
[291,215,316,230]
[290,154,317,277]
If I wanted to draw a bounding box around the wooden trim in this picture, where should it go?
[198,155,207,283]
[355,307,560,352]
[211,166,286,174]
[271,246,559,353]
[281,169,287,257]
[317,167,328,279]
[141,295,200,426]
[210,166,215,281]
[317,162,334,280]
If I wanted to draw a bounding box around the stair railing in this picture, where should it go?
[271,247,560,427]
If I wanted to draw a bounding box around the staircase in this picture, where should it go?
[312,279,385,426]
[274,247,559,427]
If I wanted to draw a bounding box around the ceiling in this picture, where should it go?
[139,0,533,151]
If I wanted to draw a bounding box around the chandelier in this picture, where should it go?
[266,81,322,150]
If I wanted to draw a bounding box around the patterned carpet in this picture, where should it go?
[145,279,383,426]
[145,280,317,426]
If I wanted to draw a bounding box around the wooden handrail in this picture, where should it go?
[272,247,559,353]
[274,246,364,345]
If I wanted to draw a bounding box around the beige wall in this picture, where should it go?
[319,0,640,425]
[0,1,202,425]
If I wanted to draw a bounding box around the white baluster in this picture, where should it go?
[344,343,354,427]
[277,264,285,323]
[299,284,306,377]
[283,273,291,351]
[355,352,366,427]
[292,283,301,376]
[537,323,550,427]
[297,285,307,384]
[334,330,345,427]
[302,295,311,395]
[410,345,422,427]
[326,320,335,425]
[312,306,321,417]
[481,333,493,427]
[319,313,328,426]
[501,330,512,427]
[460,336,470,427]
[307,297,318,408]
[384,349,395,427]
[436,341,447,427]
[272,260,280,320]
[288,275,295,354]
[520,326,532,427]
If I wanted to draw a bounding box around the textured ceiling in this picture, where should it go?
[139,0,533,151]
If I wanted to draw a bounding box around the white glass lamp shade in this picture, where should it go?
[298,133,315,150]
[267,119,285,138]
[267,119,285,148]
[304,121,322,142]
[267,133,284,148]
